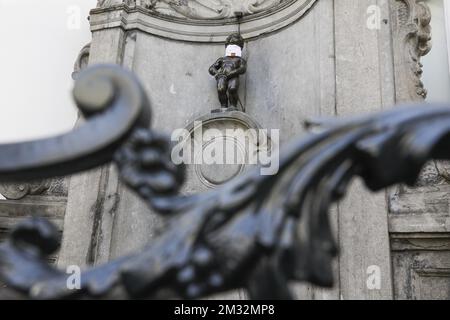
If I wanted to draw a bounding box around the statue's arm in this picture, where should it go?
[208,58,222,76]
[227,58,247,79]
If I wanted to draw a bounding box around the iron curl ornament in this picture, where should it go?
[1,65,450,299]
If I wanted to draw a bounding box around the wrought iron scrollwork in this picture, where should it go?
[1,65,450,299]
[0,65,150,182]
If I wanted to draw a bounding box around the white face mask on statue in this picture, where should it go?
[225,45,242,57]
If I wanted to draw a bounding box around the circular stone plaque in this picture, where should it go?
[179,110,269,192]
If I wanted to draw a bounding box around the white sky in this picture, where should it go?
[0,0,96,143]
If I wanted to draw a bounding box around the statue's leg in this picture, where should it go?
[217,77,228,108]
[228,77,239,109]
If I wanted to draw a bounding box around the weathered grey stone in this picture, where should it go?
[391,0,432,102]
[99,0,295,20]
[58,27,128,268]
[180,111,264,192]
[0,180,67,298]
[387,0,450,300]
[90,0,318,42]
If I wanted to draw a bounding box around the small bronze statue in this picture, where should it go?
[209,33,247,110]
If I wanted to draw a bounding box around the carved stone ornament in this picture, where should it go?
[2,65,450,299]
[209,33,247,110]
[0,177,68,200]
[91,0,317,42]
[180,111,270,191]
[392,0,432,102]
[72,43,91,80]
[99,0,293,19]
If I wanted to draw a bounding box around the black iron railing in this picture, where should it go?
[1,65,449,299]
